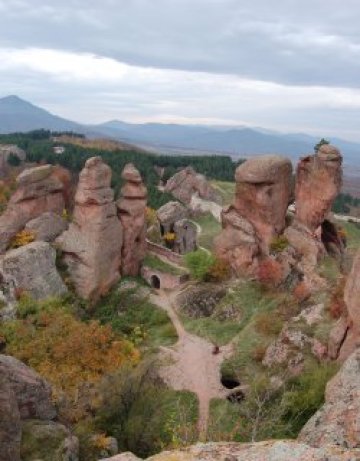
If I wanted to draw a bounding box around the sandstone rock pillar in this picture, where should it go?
[117,164,147,276]
[57,157,122,301]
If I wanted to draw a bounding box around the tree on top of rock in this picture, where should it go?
[314,138,330,153]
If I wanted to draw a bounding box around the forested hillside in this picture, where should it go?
[0,130,242,208]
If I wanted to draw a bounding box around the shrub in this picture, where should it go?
[270,235,289,253]
[254,311,283,336]
[257,258,283,287]
[293,282,311,303]
[9,229,36,248]
[205,258,231,282]
[281,362,338,435]
[7,153,21,166]
[184,250,215,281]
[0,298,139,422]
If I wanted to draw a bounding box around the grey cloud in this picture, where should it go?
[1,0,360,87]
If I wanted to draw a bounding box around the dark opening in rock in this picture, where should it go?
[221,377,240,389]
[227,390,245,404]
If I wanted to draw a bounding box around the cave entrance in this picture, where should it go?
[221,377,240,389]
[150,275,161,289]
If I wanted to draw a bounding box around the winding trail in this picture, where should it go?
[150,289,236,440]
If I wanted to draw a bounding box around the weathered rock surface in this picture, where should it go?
[165,167,221,205]
[299,349,360,448]
[214,205,260,275]
[0,354,56,420]
[173,219,197,254]
[0,241,67,301]
[0,371,21,461]
[21,420,79,461]
[117,163,147,276]
[156,201,188,233]
[57,157,122,301]
[234,155,293,248]
[0,164,65,252]
[295,145,342,233]
[214,156,292,276]
[25,211,68,242]
[339,250,360,360]
[101,441,360,460]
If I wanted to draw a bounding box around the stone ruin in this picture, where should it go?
[156,201,197,254]
[215,146,343,286]
[0,158,148,305]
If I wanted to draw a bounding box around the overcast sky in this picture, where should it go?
[1,0,360,140]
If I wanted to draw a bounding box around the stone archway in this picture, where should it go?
[150,274,161,289]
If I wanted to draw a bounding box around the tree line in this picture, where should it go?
[0,130,242,208]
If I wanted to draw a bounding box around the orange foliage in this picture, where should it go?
[4,309,139,401]
[206,258,231,282]
[257,258,283,287]
[9,229,36,248]
[293,281,311,303]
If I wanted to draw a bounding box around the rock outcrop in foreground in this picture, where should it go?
[1,241,67,302]
[299,348,360,448]
[337,249,360,360]
[0,165,65,253]
[57,157,122,301]
[102,440,360,460]
[117,164,147,276]
[0,355,78,461]
[214,155,292,275]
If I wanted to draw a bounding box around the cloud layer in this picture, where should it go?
[1,0,360,140]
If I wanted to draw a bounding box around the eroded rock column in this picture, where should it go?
[57,157,122,301]
[117,163,147,276]
[215,155,292,275]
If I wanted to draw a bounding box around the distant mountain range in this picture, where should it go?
[0,95,359,166]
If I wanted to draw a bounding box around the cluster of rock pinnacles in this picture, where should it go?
[0,145,354,313]
[0,157,147,304]
[215,144,344,288]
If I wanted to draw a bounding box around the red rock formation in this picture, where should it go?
[214,155,292,276]
[299,348,360,449]
[0,165,65,253]
[337,250,360,360]
[214,206,260,275]
[234,155,293,248]
[164,166,221,204]
[117,164,147,276]
[57,157,122,301]
[295,145,342,232]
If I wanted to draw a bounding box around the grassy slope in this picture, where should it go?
[193,213,222,251]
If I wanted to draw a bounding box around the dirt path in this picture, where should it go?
[151,289,233,440]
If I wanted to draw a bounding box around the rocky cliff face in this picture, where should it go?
[57,157,122,301]
[0,165,65,253]
[295,145,342,232]
[102,440,360,460]
[336,250,360,360]
[117,164,147,276]
[299,348,360,449]
[164,166,221,205]
[214,155,292,276]
[0,355,78,461]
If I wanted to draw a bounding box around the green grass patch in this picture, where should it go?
[193,213,222,251]
[143,254,185,276]
[211,180,236,205]
[95,282,177,349]
[179,281,283,347]
[341,221,360,249]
